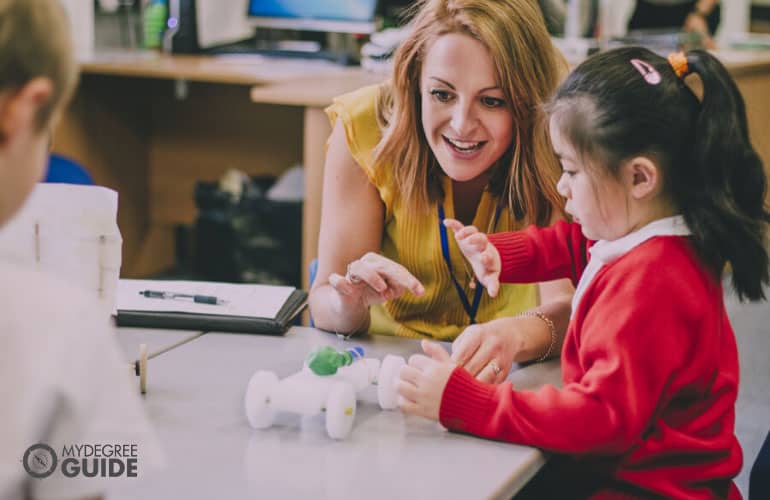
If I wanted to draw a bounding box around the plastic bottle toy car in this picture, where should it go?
[244,346,406,439]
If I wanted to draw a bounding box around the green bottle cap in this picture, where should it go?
[306,346,363,376]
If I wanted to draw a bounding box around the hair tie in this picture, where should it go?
[630,58,661,85]
[668,52,689,78]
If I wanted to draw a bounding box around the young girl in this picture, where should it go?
[397,47,769,499]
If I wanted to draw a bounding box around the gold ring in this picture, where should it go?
[346,262,362,284]
[488,360,502,375]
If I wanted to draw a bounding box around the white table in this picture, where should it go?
[113,327,562,500]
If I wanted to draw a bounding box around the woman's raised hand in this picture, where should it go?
[327,252,425,307]
[442,218,501,297]
[450,317,528,384]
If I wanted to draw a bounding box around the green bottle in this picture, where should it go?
[306,346,365,376]
[143,0,168,50]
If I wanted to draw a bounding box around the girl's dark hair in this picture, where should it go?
[547,47,769,301]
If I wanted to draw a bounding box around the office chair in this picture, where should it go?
[750,430,770,499]
[44,154,93,185]
[308,258,318,327]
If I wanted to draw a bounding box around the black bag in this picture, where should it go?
[192,176,301,287]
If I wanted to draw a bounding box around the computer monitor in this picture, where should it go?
[246,0,380,34]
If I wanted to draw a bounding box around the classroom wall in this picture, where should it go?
[721,0,751,36]
[61,0,95,60]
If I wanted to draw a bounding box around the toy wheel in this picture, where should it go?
[377,355,405,410]
[244,371,279,429]
[325,382,356,439]
[138,343,148,395]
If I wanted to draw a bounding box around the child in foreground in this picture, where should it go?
[397,47,769,499]
[0,1,161,498]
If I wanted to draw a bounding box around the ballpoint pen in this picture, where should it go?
[138,290,226,305]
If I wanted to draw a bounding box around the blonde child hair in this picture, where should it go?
[0,0,79,132]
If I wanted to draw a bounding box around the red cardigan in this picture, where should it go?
[439,221,742,499]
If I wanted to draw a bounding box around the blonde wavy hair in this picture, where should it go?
[373,0,565,225]
[0,0,78,132]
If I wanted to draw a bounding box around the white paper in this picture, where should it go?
[61,0,94,60]
[0,183,122,312]
[117,279,295,319]
[195,0,253,49]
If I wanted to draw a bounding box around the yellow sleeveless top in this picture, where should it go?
[326,84,536,340]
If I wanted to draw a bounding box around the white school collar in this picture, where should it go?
[571,215,692,318]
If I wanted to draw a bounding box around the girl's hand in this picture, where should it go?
[398,340,456,421]
[442,218,501,297]
[327,252,424,308]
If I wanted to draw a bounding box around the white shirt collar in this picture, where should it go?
[589,215,692,264]
[571,215,692,318]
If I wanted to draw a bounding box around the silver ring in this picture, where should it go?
[346,262,362,284]
[488,361,502,375]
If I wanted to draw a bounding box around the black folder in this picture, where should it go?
[116,285,307,335]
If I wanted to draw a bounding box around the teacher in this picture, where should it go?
[309,0,573,382]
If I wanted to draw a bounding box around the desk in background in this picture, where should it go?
[53,50,770,288]
[112,327,562,500]
[53,51,383,285]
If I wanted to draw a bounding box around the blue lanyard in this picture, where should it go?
[438,203,502,324]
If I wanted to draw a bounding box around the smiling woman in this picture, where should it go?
[308,0,575,381]
[420,34,514,187]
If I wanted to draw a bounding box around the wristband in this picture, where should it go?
[517,311,557,362]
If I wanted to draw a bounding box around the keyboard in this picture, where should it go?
[204,43,358,66]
